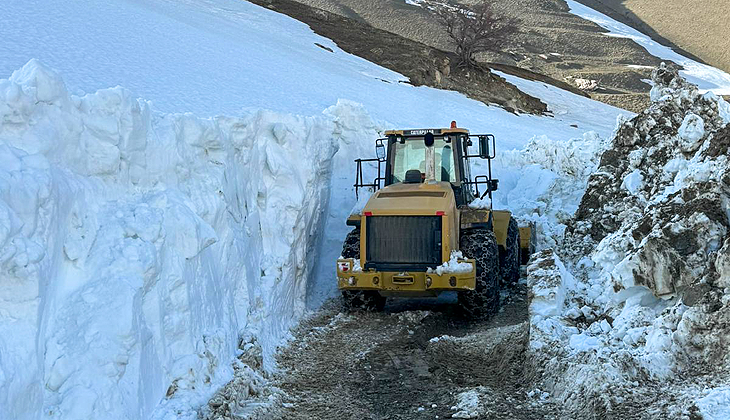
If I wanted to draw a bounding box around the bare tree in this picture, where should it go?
[436,1,519,68]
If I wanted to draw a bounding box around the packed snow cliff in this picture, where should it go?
[0,59,386,420]
[527,63,730,419]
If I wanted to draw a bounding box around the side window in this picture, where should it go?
[461,135,471,184]
[440,145,455,182]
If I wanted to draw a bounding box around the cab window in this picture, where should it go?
[391,138,456,183]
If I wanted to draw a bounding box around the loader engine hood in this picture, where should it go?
[362,181,456,216]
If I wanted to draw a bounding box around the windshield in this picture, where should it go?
[391,137,456,183]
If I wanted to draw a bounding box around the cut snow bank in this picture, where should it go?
[479,131,609,251]
[527,63,730,418]
[0,59,381,420]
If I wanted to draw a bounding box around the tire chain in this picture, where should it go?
[500,217,521,285]
[458,228,500,316]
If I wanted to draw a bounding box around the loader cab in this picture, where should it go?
[355,123,497,207]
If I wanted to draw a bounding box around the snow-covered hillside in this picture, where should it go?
[0,1,638,419]
[0,0,618,141]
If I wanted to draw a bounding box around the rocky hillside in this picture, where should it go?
[276,0,670,112]
[574,0,730,74]
[251,0,552,115]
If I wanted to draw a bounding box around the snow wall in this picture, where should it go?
[0,59,380,420]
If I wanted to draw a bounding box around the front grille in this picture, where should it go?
[365,216,441,268]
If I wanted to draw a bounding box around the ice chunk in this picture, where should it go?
[526,250,573,318]
[9,59,68,104]
[677,113,705,152]
[697,387,730,420]
[621,169,643,196]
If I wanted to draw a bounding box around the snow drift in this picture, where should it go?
[527,63,730,418]
[0,59,387,420]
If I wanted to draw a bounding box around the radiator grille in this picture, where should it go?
[366,216,441,266]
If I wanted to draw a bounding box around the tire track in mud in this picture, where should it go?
[266,285,559,419]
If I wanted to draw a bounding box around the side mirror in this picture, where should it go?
[424,132,435,147]
[478,136,489,159]
[376,139,386,162]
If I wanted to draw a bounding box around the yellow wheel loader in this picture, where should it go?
[336,122,536,314]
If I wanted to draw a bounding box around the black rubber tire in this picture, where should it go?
[499,217,521,285]
[340,229,386,311]
[458,228,500,316]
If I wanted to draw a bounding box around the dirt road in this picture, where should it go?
[264,285,558,419]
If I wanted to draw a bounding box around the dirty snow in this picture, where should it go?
[450,387,486,419]
[526,64,730,418]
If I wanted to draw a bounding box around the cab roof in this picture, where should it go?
[384,127,470,137]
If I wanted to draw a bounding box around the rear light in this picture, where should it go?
[436,211,445,216]
[364,212,373,216]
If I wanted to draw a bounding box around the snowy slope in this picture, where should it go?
[0,1,636,419]
[0,0,624,145]
[565,0,730,95]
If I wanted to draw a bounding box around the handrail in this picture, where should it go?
[462,133,496,200]
[354,157,384,199]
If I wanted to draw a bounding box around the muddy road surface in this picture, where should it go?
[263,285,558,419]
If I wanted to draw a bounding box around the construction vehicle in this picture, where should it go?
[336,122,536,313]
